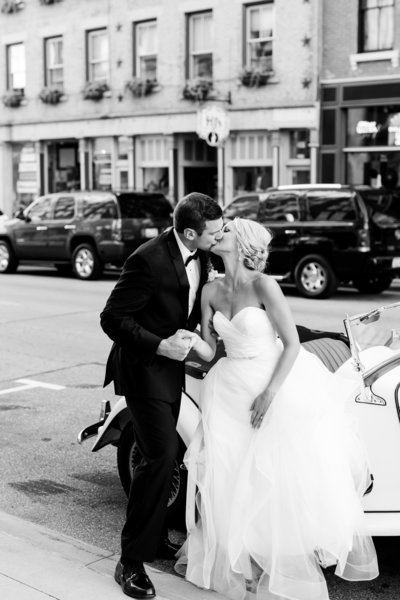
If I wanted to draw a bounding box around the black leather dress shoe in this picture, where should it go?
[114,560,155,598]
[156,538,181,560]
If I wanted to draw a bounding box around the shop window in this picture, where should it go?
[87,29,109,82]
[359,0,394,52]
[7,42,25,92]
[259,194,300,222]
[54,196,75,219]
[134,20,157,80]
[45,36,64,90]
[306,193,357,221]
[93,137,112,190]
[321,154,335,182]
[244,2,274,73]
[118,136,129,160]
[187,11,213,79]
[289,130,310,159]
[292,169,310,185]
[233,166,272,195]
[27,197,51,221]
[322,110,336,145]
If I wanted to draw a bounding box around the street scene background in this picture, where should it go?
[1,267,400,599]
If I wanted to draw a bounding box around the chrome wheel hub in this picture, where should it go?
[0,244,10,272]
[300,262,327,292]
[75,249,94,278]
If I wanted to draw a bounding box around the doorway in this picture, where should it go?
[46,140,80,193]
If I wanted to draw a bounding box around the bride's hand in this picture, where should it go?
[250,389,275,429]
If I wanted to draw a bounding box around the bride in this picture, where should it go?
[175,217,378,600]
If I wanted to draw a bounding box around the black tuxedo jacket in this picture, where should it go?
[100,228,209,402]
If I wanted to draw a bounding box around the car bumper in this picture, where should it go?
[368,256,400,273]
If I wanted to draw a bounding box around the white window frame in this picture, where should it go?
[45,36,64,90]
[135,20,158,80]
[245,2,274,73]
[188,11,213,79]
[360,0,394,53]
[87,28,109,83]
[7,42,25,91]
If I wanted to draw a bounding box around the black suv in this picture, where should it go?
[0,190,172,280]
[223,184,400,298]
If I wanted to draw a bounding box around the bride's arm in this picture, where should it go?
[250,276,300,427]
[191,283,217,362]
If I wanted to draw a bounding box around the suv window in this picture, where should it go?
[306,192,356,221]
[358,189,400,225]
[224,195,259,220]
[54,196,75,220]
[82,198,118,220]
[27,197,51,221]
[260,193,300,222]
[116,193,172,219]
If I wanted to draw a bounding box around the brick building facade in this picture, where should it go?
[0,0,319,216]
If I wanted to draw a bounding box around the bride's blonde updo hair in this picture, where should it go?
[233,218,272,272]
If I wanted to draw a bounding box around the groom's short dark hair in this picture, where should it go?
[174,192,222,235]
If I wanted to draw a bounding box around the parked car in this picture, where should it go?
[78,302,400,535]
[223,185,400,299]
[78,324,352,526]
[0,190,173,280]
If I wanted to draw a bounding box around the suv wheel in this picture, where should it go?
[0,240,19,274]
[72,244,103,280]
[354,274,393,294]
[294,254,337,299]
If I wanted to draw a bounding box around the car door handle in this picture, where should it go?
[36,226,48,231]
[64,225,76,230]
[284,229,297,234]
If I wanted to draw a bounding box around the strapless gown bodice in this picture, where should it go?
[213,307,279,359]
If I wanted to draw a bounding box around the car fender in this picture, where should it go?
[91,380,201,452]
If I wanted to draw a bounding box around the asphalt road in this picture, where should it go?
[1,265,400,599]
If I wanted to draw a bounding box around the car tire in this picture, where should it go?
[294,254,337,299]
[354,274,393,294]
[0,240,19,274]
[117,423,187,528]
[72,244,103,280]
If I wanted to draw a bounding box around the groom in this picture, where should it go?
[100,192,223,598]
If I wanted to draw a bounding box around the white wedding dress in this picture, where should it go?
[175,306,378,600]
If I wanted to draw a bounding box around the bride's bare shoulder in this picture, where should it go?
[202,277,225,298]
[253,273,281,295]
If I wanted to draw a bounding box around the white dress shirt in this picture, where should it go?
[173,229,200,316]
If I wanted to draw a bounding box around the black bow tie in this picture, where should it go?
[185,251,199,266]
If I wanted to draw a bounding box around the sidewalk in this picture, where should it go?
[0,510,226,600]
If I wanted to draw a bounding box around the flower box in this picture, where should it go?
[125,77,158,98]
[39,87,63,105]
[239,69,271,88]
[83,81,110,101]
[182,78,213,102]
[1,0,25,13]
[2,90,23,107]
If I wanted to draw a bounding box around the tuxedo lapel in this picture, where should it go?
[166,228,190,315]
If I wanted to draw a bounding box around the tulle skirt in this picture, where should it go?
[175,346,378,600]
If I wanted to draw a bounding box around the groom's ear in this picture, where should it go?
[183,228,196,241]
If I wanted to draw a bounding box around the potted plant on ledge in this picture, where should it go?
[39,86,63,105]
[39,0,62,4]
[1,0,25,13]
[125,77,158,98]
[182,78,213,102]
[2,90,24,108]
[83,81,110,101]
[239,68,271,88]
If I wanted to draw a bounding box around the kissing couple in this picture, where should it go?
[101,192,378,600]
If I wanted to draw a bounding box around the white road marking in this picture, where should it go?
[0,379,65,396]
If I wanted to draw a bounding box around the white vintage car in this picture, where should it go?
[78,302,400,533]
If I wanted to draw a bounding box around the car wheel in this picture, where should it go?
[72,244,103,280]
[354,274,393,294]
[294,254,337,299]
[0,240,19,273]
[117,423,187,527]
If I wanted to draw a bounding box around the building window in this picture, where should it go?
[188,11,213,79]
[359,0,394,52]
[7,43,25,91]
[45,36,64,90]
[289,130,310,159]
[135,20,157,80]
[245,2,274,72]
[87,29,109,82]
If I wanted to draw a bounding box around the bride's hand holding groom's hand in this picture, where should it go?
[250,388,276,429]
[156,329,195,361]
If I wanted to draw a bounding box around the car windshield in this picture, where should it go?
[116,193,172,219]
[344,302,400,374]
[358,188,400,226]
